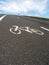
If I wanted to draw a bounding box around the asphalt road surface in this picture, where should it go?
[0,14,49,65]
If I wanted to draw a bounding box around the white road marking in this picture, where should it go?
[40,26,49,32]
[0,15,6,21]
[9,25,44,35]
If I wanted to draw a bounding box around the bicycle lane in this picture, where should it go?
[0,15,49,65]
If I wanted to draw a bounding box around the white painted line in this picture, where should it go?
[0,15,6,21]
[40,26,49,32]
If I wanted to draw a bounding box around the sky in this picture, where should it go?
[0,0,49,18]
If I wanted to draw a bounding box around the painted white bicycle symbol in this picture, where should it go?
[9,25,44,35]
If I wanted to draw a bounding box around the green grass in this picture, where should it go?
[29,16,49,21]
[25,16,49,21]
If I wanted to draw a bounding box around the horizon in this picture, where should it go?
[0,0,49,18]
